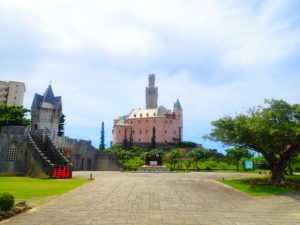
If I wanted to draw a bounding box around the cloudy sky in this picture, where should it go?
[1,0,300,152]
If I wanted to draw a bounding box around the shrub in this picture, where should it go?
[253,155,270,170]
[0,192,15,211]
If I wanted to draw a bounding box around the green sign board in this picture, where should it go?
[244,161,253,170]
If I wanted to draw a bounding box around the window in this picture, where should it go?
[14,97,17,99]
[138,139,141,142]
[154,113,156,116]
[139,130,142,134]
[164,130,167,134]
[119,130,121,134]
[133,130,135,134]
[138,120,140,123]
[179,115,181,118]
[131,121,133,124]
[6,143,18,161]
[174,130,176,134]
[146,120,148,123]
[140,113,142,117]
[146,129,148,134]
[134,114,136,117]
[166,120,168,124]
[146,113,149,117]
[170,120,172,124]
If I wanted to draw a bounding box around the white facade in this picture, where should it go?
[31,85,62,140]
[0,81,26,106]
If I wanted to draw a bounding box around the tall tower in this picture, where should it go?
[145,74,158,109]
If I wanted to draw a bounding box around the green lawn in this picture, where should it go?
[0,177,89,206]
[219,175,300,196]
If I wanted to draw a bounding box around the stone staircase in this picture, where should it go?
[24,126,73,178]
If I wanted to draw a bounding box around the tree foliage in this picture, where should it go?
[225,148,252,171]
[58,114,65,136]
[206,99,300,183]
[99,122,105,151]
[187,147,209,169]
[0,104,30,127]
[151,126,156,149]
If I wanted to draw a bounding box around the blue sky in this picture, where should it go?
[1,0,300,152]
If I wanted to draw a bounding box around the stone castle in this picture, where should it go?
[113,74,183,145]
[0,84,122,177]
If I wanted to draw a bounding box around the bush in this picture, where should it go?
[253,155,270,170]
[0,192,15,211]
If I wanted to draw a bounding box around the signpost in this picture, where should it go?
[243,161,254,171]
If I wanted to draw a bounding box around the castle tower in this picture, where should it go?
[174,99,183,141]
[31,85,62,139]
[145,74,158,109]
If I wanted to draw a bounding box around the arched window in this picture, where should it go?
[139,130,142,134]
[164,130,167,134]
[134,114,136,117]
[140,113,142,117]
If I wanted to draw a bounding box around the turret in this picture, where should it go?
[173,99,183,141]
[31,85,62,139]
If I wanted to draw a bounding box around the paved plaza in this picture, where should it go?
[1,172,300,225]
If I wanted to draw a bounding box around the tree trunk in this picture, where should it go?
[270,164,285,184]
[288,161,293,175]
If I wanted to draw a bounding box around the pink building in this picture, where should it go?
[112,74,183,145]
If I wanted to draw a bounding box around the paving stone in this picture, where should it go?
[1,171,299,225]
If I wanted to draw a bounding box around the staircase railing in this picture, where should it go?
[24,126,55,177]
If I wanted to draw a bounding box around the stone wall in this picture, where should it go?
[96,154,124,171]
[0,126,28,174]
[54,136,123,171]
[0,126,124,174]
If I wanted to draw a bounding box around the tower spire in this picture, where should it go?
[145,74,158,109]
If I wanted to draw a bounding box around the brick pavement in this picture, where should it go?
[1,172,299,225]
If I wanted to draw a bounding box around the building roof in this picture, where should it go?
[127,106,171,119]
[31,85,62,113]
[174,99,182,110]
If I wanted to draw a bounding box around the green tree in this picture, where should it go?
[165,148,185,169]
[187,147,209,169]
[206,99,300,183]
[0,104,30,127]
[99,122,105,151]
[225,148,252,171]
[151,126,156,149]
[58,114,65,136]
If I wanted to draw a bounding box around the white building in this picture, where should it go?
[0,81,26,106]
[31,85,62,139]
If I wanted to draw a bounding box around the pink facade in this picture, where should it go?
[112,74,183,145]
[113,109,183,144]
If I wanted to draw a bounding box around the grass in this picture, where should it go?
[0,177,90,206]
[219,175,300,196]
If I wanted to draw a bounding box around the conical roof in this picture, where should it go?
[174,99,182,110]
[43,85,55,103]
